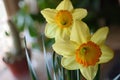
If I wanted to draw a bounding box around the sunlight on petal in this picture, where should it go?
[41,8,57,23]
[91,27,109,45]
[61,56,80,70]
[73,8,87,20]
[98,45,114,63]
[80,65,98,80]
[56,0,73,11]
[70,21,90,44]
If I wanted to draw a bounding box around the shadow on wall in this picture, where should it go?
[109,50,120,79]
[101,49,120,80]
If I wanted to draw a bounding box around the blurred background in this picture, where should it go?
[0,0,120,80]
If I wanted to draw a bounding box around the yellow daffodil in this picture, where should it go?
[53,21,114,80]
[41,0,87,40]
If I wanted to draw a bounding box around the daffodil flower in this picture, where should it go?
[53,21,114,80]
[41,0,87,40]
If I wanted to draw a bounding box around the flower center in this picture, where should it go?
[76,41,102,67]
[55,10,73,28]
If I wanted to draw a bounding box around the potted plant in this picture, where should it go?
[2,19,31,79]
[2,0,31,79]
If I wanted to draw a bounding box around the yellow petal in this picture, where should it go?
[91,27,109,45]
[56,0,73,11]
[98,45,114,63]
[72,8,87,20]
[45,23,58,38]
[70,21,90,44]
[41,8,57,23]
[55,28,70,40]
[80,65,98,80]
[61,56,80,70]
[52,40,78,57]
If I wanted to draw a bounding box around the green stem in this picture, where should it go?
[71,70,77,80]
[77,70,80,80]
[62,67,65,80]
[66,70,71,80]
[8,19,22,55]
[94,64,100,80]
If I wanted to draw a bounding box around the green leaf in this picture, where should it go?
[12,12,25,31]
[45,38,55,48]
[5,31,10,36]
[16,14,25,30]
[28,26,37,37]
[46,65,52,80]
[24,37,38,80]
[42,35,53,80]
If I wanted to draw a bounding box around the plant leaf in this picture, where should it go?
[24,37,38,80]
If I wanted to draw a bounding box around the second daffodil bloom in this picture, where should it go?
[41,0,87,40]
[53,21,114,80]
